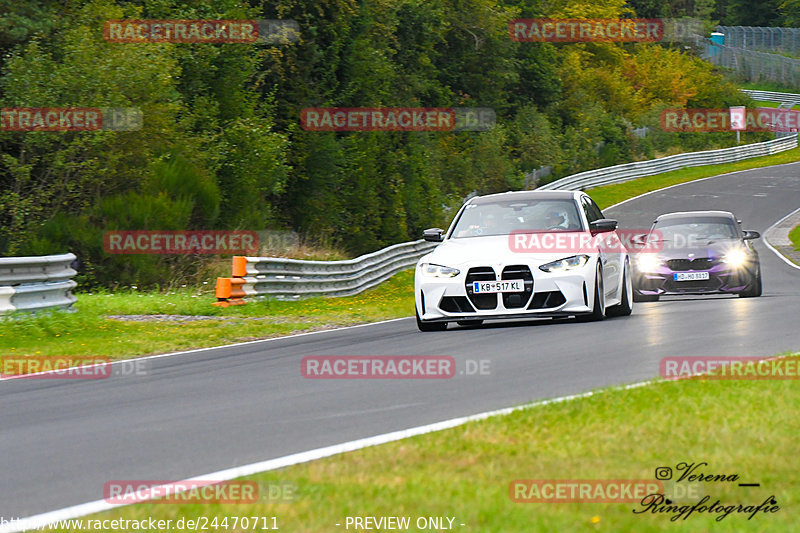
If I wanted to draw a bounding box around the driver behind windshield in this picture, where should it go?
[544,210,569,230]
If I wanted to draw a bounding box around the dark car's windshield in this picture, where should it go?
[652,217,738,247]
[450,199,583,238]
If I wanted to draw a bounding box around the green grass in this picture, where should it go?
[0,271,413,360]
[47,354,800,532]
[790,224,800,252]
[750,100,785,108]
[589,145,800,210]
[738,80,800,93]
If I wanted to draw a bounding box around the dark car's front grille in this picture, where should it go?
[637,276,665,292]
[664,277,723,292]
[465,267,497,310]
[501,265,534,309]
[667,258,716,271]
[528,291,567,309]
[439,296,475,313]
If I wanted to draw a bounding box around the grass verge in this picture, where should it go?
[791,224,800,252]
[50,353,800,532]
[738,80,800,93]
[0,271,412,360]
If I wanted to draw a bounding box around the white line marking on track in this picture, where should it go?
[0,317,410,383]
[763,206,800,271]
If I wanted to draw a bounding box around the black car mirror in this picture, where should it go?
[589,219,618,234]
[742,230,760,240]
[423,228,444,242]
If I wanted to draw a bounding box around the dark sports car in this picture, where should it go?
[632,211,762,302]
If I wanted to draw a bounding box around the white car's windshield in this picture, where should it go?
[451,199,583,238]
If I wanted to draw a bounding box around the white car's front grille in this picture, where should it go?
[465,267,498,309]
[500,265,534,309]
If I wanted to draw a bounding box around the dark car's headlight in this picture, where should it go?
[636,255,664,273]
[420,263,460,278]
[722,248,748,268]
[538,254,590,273]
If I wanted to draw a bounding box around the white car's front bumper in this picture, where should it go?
[415,260,596,322]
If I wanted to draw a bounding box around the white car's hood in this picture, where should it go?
[423,234,595,267]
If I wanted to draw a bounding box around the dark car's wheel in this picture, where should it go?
[739,263,762,298]
[416,309,447,331]
[576,263,605,322]
[457,320,483,327]
[607,260,633,317]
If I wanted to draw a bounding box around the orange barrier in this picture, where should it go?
[212,274,246,307]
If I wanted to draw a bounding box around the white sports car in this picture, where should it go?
[414,190,633,331]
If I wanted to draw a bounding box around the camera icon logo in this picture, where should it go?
[655,467,673,480]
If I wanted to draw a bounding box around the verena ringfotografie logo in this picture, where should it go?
[0,357,147,379]
[508,229,663,254]
[104,230,258,254]
[1,108,142,131]
[510,480,664,503]
[660,108,800,132]
[300,107,495,132]
[661,357,800,380]
[104,20,299,44]
[510,19,664,42]
[301,356,457,379]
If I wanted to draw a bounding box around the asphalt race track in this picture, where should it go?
[2,162,800,519]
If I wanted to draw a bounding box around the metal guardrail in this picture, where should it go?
[741,89,800,105]
[215,134,797,302]
[215,240,438,302]
[0,253,78,314]
[538,134,798,191]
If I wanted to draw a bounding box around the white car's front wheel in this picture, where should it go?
[576,262,605,322]
[607,259,633,317]
[416,309,447,331]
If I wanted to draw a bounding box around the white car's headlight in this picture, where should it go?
[538,254,590,273]
[420,263,460,278]
[723,248,748,268]
[637,254,664,273]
